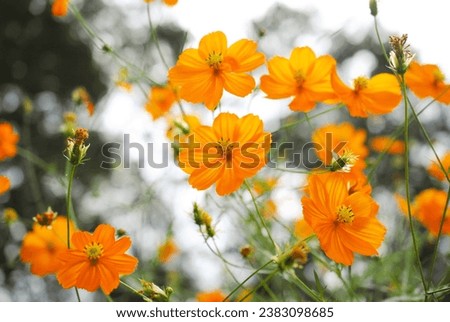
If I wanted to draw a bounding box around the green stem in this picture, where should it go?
[273,104,344,134]
[238,268,279,302]
[17,147,56,174]
[286,270,323,302]
[146,4,170,70]
[65,164,78,248]
[244,180,278,253]
[373,16,390,63]
[400,75,427,295]
[224,259,275,301]
[120,280,152,302]
[65,163,81,302]
[407,97,450,183]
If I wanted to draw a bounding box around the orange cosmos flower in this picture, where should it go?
[196,290,226,302]
[52,0,70,17]
[331,70,402,117]
[158,238,179,263]
[405,61,450,104]
[0,175,10,195]
[20,216,76,276]
[301,174,386,265]
[370,136,405,155]
[56,224,138,294]
[145,85,177,120]
[144,0,178,6]
[178,113,271,196]
[294,218,314,240]
[260,46,337,112]
[72,87,95,116]
[311,122,368,176]
[0,122,19,161]
[252,176,278,195]
[427,152,450,181]
[168,31,265,110]
[397,189,450,236]
[115,67,133,92]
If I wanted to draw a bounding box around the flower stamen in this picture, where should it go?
[353,76,369,92]
[84,242,104,264]
[336,205,355,224]
[206,52,223,70]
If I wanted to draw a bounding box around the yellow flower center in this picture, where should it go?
[217,138,238,164]
[433,69,445,84]
[353,76,369,92]
[336,205,355,224]
[294,70,306,87]
[84,242,104,264]
[206,52,223,70]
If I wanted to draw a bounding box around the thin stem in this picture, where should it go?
[224,259,275,302]
[17,147,56,174]
[373,16,390,63]
[273,104,344,134]
[286,270,323,302]
[407,97,450,183]
[400,75,427,295]
[146,4,170,70]
[120,280,152,302]
[238,268,279,302]
[65,164,77,249]
[244,180,278,253]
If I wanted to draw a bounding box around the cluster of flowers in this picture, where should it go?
[1,0,449,299]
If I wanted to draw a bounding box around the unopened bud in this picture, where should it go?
[33,207,57,227]
[369,0,378,16]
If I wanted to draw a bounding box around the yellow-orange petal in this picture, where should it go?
[213,113,239,141]
[52,0,69,17]
[222,72,255,97]
[98,262,121,295]
[289,47,316,74]
[76,262,102,292]
[93,224,116,248]
[198,31,228,61]
[0,176,10,195]
[215,166,243,196]
[226,39,265,73]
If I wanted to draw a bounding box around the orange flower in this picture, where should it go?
[56,224,138,294]
[0,122,19,161]
[52,0,70,17]
[144,0,178,6]
[196,290,226,302]
[261,199,277,219]
[145,85,177,120]
[370,136,405,155]
[178,113,271,196]
[72,87,95,116]
[168,31,265,110]
[294,219,314,240]
[260,47,337,112]
[405,61,450,104]
[331,70,402,117]
[20,216,76,276]
[301,174,386,265]
[427,152,450,181]
[252,176,278,195]
[158,238,179,263]
[115,67,133,92]
[397,189,450,236]
[311,122,368,175]
[0,175,10,195]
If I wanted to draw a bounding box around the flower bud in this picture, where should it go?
[369,0,378,16]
